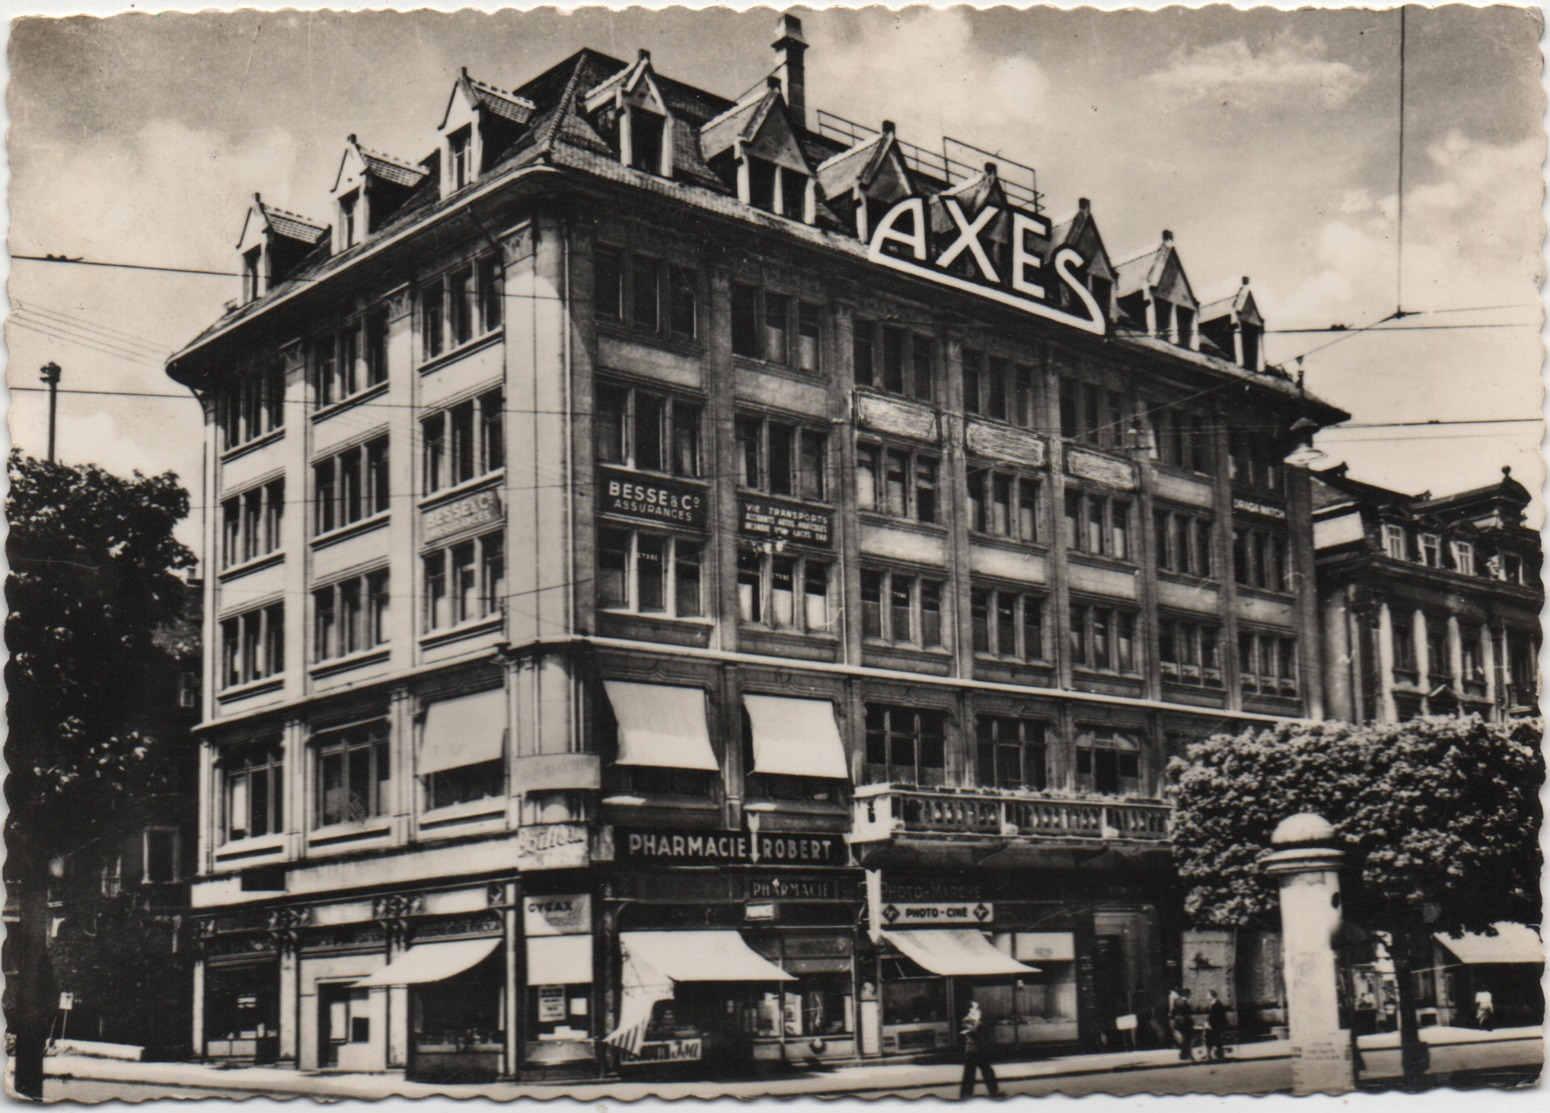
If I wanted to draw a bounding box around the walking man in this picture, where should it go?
[1203,990,1229,1060]
[1168,987,1195,1061]
[959,998,1001,1099]
[1474,988,1495,1031]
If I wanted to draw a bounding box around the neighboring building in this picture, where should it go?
[1312,466,1542,722]
[166,16,1346,1080]
[1415,922,1545,1029]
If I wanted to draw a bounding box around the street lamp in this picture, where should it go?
[1283,417,1326,469]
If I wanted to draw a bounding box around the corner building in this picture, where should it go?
[169,16,1347,1080]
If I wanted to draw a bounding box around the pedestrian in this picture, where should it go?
[1204,990,1229,1060]
[1168,988,1195,1061]
[958,998,1001,1099]
[1474,988,1494,1031]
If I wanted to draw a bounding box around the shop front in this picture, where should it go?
[522,891,596,1074]
[355,935,505,1081]
[203,957,281,1063]
[874,927,1042,1055]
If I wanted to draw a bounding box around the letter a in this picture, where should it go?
[868,197,928,262]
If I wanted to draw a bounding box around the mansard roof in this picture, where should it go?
[1200,277,1262,327]
[332,135,427,194]
[1047,199,1114,278]
[237,195,327,249]
[440,67,538,130]
[1115,233,1197,307]
[815,127,911,200]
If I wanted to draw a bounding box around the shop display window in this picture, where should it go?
[528,983,591,1041]
[880,958,949,1026]
[414,975,504,1052]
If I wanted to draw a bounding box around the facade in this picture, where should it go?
[167,17,1347,1080]
[1311,466,1542,722]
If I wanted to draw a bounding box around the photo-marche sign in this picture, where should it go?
[868,195,1107,336]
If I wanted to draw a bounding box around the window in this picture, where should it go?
[737,548,832,633]
[222,742,284,841]
[221,479,284,569]
[967,467,1041,543]
[628,107,666,174]
[1507,632,1539,703]
[976,716,1047,790]
[313,569,389,662]
[594,382,702,477]
[864,705,946,786]
[218,362,285,451]
[1069,603,1137,673]
[1233,525,1290,592]
[962,349,1038,428]
[423,389,503,493]
[745,158,809,221]
[1057,376,1128,448]
[423,531,505,631]
[313,720,390,827]
[860,568,945,648]
[1425,618,1451,681]
[314,436,390,535]
[1228,430,1285,493]
[1451,540,1475,576]
[447,127,472,190]
[426,761,504,811]
[594,245,697,341]
[315,309,389,408]
[1460,625,1485,690]
[242,247,262,304]
[970,586,1045,662]
[856,442,939,524]
[1074,732,1141,795]
[736,414,827,499]
[1064,490,1131,559]
[1154,508,1214,578]
[1152,404,1214,473]
[1158,616,1222,685]
[1239,632,1299,696]
[1389,613,1417,676]
[730,284,823,372]
[596,527,701,618]
[853,320,933,401]
[1418,533,1442,568]
[421,254,502,362]
[142,828,180,884]
[219,604,284,689]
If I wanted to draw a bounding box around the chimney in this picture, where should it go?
[1078,197,1091,212]
[1161,229,1174,244]
[882,120,896,135]
[638,48,651,63]
[773,13,808,128]
[1242,275,1251,286]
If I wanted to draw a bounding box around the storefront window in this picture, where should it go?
[204,962,280,1062]
[415,974,503,1051]
[881,962,949,1027]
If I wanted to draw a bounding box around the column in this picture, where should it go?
[390,684,415,845]
[1320,588,1353,721]
[502,880,523,1079]
[1483,624,1500,717]
[382,284,416,672]
[282,715,308,861]
[191,956,206,1059]
[1375,604,1397,722]
[1447,615,1464,699]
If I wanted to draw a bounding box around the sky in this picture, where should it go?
[6,3,1545,561]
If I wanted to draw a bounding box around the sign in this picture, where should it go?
[537,985,567,1023]
[868,195,1106,337]
[1116,1013,1138,1032]
[598,467,707,530]
[1233,496,1287,521]
[514,824,589,871]
[880,901,995,925]
[624,1038,703,1064]
[749,877,843,902]
[619,828,848,867]
[58,992,74,1012]
[524,893,591,936]
[423,489,502,542]
[745,903,776,922]
[1014,932,1076,962]
[739,498,832,547]
[1067,447,1137,490]
[881,879,984,904]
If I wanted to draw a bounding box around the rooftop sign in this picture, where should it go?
[868,195,1107,337]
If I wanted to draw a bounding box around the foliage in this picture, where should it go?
[1168,717,1544,937]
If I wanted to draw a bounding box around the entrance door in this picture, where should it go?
[318,983,370,1068]
[1092,935,1126,1044]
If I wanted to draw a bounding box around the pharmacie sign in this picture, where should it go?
[598,466,707,530]
[867,195,1106,337]
[618,828,848,867]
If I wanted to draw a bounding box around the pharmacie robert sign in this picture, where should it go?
[598,466,707,530]
[619,828,848,866]
[868,194,1106,337]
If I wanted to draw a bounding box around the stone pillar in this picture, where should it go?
[1375,604,1397,722]
[1262,814,1354,1095]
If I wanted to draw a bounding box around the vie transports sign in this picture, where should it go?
[868,195,1106,337]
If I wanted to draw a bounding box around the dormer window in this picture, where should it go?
[745,158,808,221]
[1418,533,1442,568]
[1382,523,1409,561]
[1088,274,1112,320]
[242,247,262,304]
[1175,305,1195,349]
[338,191,359,250]
[1452,540,1475,575]
[629,108,666,175]
[1241,323,1261,371]
[448,127,472,191]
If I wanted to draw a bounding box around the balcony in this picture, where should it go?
[849,784,1171,870]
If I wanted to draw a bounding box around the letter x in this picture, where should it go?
[939,198,1000,283]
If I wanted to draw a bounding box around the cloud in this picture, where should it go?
[1146,34,1369,109]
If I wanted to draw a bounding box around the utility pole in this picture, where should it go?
[39,361,62,463]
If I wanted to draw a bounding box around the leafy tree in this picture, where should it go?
[1169,716,1543,1085]
[4,451,195,1094]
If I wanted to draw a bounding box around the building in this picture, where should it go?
[1312,465,1542,722]
[166,16,1348,1080]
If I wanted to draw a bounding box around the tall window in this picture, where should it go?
[421,253,502,362]
[423,389,504,493]
[970,586,1045,662]
[1232,525,1290,592]
[736,414,827,499]
[861,568,945,648]
[1460,624,1485,690]
[313,720,390,827]
[596,528,701,619]
[219,604,284,689]
[1154,508,1214,578]
[853,320,933,401]
[423,531,505,631]
[313,569,389,662]
[447,128,472,190]
[962,349,1037,428]
[1240,631,1299,695]
[967,467,1040,542]
[314,436,390,535]
[737,548,831,633]
[1418,533,1442,568]
[1381,523,1408,561]
[315,309,389,408]
[864,705,946,786]
[1069,603,1137,674]
[628,108,666,174]
[1074,732,1140,795]
[1424,618,1451,681]
[1158,616,1221,685]
[731,285,822,373]
[594,246,697,341]
[221,479,284,569]
[1228,430,1285,493]
[222,742,284,841]
[1451,540,1475,576]
[594,382,702,477]
[856,442,938,523]
[1153,404,1214,473]
[1064,490,1131,559]
[218,362,285,451]
[976,717,1047,790]
[1390,613,1416,675]
[1058,376,1128,449]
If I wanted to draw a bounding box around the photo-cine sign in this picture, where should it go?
[867,194,1106,337]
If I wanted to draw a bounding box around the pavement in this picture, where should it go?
[35,1025,1543,1101]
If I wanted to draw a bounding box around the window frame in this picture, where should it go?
[422,529,506,633]
[593,381,704,478]
[595,526,703,620]
[422,388,504,495]
[967,465,1042,544]
[864,704,947,787]
[860,566,946,649]
[1064,488,1132,561]
[962,348,1038,429]
[221,478,285,570]
[313,435,391,537]
[1153,506,1215,579]
[594,244,698,343]
[219,603,285,690]
[969,584,1046,663]
[1232,523,1291,593]
[419,252,504,364]
[736,546,833,634]
[218,362,286,452]
[855,440,940,525]
[730,283,824,373]
[312,719,391,829]
[975,715,1048,791]
[1069,601,1138,675]
[221,741,285,843]
[313,568,390,664]
[1073,731,1142,796]
[853,319,934,402]
[1157,615,1223,686]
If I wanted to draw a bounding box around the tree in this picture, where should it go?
[4,452,195,1096]
[1169,716,1543,1087]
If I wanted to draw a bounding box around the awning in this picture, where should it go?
[527,935,593,985]
[743,694,850,780]
[420,688,506,776]
[621,931,796,983]
[602,681,718,770]
[883,929,1041,977]
[354,937,500,987]
[1435,923,1544,966]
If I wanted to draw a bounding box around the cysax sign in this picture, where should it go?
[867,194,1106,337]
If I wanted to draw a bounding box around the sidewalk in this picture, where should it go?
[42,1026,1543,1101]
